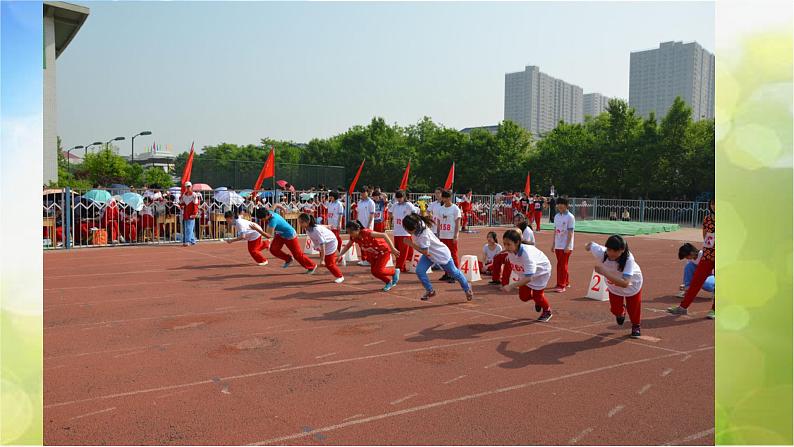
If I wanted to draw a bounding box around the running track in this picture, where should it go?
[44,228,714,445]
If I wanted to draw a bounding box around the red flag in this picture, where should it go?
[524,172,531,197]
[181,142,195,193]
[348,160,365,194]
[253,147,275,192]
[399,161,411,191]
[444,162,455,190]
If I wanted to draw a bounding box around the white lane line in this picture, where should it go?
[246,348,713,446]
[546,337,562,343]
[680,354,692,362]
[661,368,673,377]
[364,340,386,347]
[342,414,364,422]
[71,407,116,420]
[112,349,148,359]
[48,326,710,410]
[662,428,715,445]
[315,353,337,359]
[569,427,593,444]
[607,405,625,418]
[390,393,418,405]
[154,389,191,400]
[442,375,467,385]
[638,384,652,395]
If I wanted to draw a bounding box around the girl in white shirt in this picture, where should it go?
[299,213,344,283]
[401,213,473,302]
[585,235,644,338]
[223,211,270,266]
[479,232,502,275]
[499,229,553,322]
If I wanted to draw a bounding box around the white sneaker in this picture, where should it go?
[258,261,269,266]
[358,261,370,267]
[334,277,345,284]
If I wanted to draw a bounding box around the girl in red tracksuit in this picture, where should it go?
[299,213,345,284]
[337,221,400,292]
[531,194,545,232]
[586,235,644,338]
[224,211,271,265]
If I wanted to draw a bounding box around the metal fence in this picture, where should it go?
[43,188,710,250]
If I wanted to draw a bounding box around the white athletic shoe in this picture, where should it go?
[334,277,345,284]
[258,261,269,266]
[358,261,371,267]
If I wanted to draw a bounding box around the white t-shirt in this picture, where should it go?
[589,242,643,297]
[141,205,154,217]
[436,204,462,239]
[233,218,261,241]
[483,243,503,264]
[357,198,375,229]
[521,226,535,245]
[507,245,552,290]
[181,192,198,206]
[326,201,345,229]
[412,228,452,265]
[307,225,338,254]
[554,211,575,250]
[427,200,442,231]
[391,201,419,237]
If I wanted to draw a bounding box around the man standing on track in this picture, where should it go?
[180,182,199,246]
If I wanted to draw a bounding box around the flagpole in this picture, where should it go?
[271,146,276,209]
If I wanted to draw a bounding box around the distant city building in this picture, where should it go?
[583,93,612,117]
[629,41,715,121]
[504,65,583,136]
[44,1,90,185]
[460,125,499,135]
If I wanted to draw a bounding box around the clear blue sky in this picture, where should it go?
[57,1,715,155]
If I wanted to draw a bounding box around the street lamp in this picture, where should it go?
[131,130,152,163]
[105,136,126,153]
[65,145,84,174]
[84,141,103,157]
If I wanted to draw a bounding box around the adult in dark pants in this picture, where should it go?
[548,196,557,223]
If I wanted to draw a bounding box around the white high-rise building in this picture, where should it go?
[504,65,583,136]
[583,93,612,117]
[629,41,715,121]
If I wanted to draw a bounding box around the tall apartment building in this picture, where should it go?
[629,41,715,121]
[504,65,583,136]
[583,93,612,117]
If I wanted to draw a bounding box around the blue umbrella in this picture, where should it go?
[215,186,228,192]
[238,189,253,198]
[121,192,144,211]
[83,189,112,204]
[258,190,283,199]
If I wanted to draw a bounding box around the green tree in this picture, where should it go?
[80,147,128,186]
[143,168,173,188]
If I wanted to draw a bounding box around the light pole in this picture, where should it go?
[65,145,84,174]
[105,136,126,153]
[131,131,152,163]
[84,141,103,158]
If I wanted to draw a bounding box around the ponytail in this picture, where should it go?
[346,220,363,232]
[604,235,630,272]
[298,212,317,229]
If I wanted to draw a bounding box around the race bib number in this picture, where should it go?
[704,232,715,249]
[440,224,452,232]
[512,263,525,273]
[396,218,402,226]
[375,212,382,219]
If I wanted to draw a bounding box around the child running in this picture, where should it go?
[585,235,644,338]
[488,213,535,286]
[669,198,716,319]
[390,190,420,272]
[298,213,344,283]
[254,210,317,273]
[401,213,474,301]
[551,197,575,292]
[223,211,271,265]
[337,221,401,292]
[499,229,553,321]
[479,231,502,275]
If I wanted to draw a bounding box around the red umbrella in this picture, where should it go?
[191,183,213,192]
[276,180,289,188]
